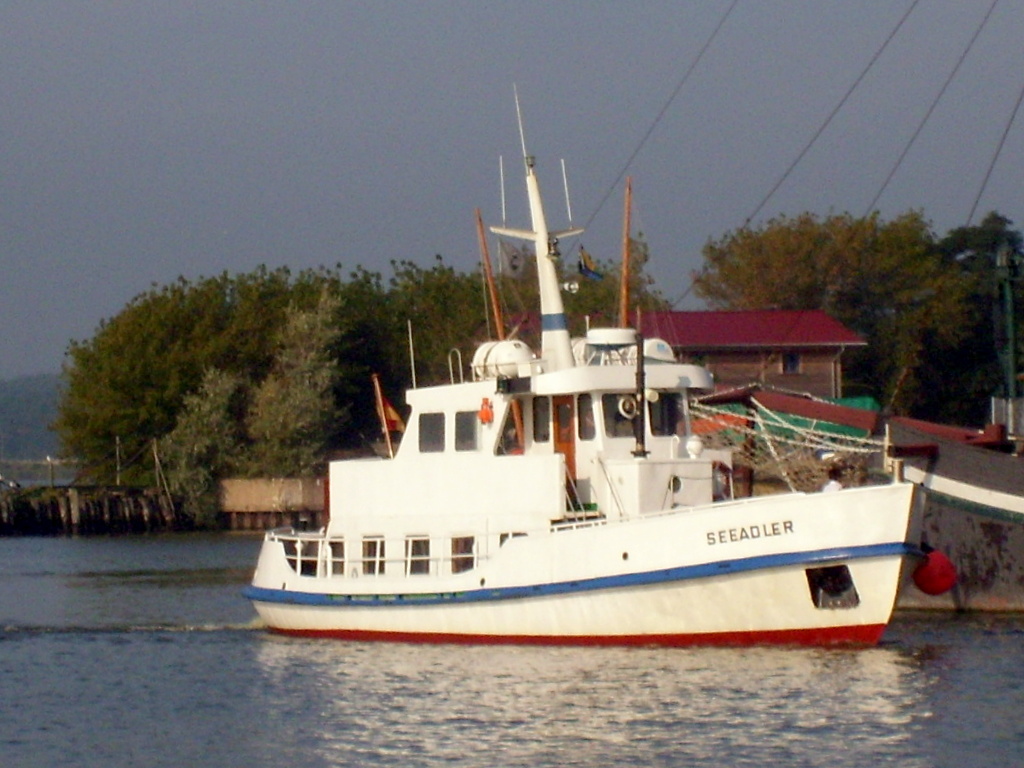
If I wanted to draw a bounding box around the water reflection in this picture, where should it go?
[252,639,933,768]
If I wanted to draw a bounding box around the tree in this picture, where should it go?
[929,212,1024,424]
[56,266,332,483]
[693,211,973,416]
[160,368,248,526]
[243,291,345,476]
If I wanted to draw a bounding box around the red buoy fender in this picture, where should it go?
[912,550,957,596]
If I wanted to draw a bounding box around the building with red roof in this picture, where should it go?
[642,309,865,399]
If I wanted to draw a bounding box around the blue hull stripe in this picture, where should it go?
[541,312,568,331]
[243,542,917,608]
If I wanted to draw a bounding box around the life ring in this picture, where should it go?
[712,461,732,501]
[478,397,494,424]
[617,394,638,419]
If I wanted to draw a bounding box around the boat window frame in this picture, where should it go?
[578,393,596,441]
[405,535,431,576]
[418,412,446,453]
[328,539,345,576]
[362,536,386,576]
[648,391,686,437]
[602,394,635,438]
[454,410,478,452]
[451,535,476,574]
[533,396,551,443]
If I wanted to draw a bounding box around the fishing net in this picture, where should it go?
[689,397,887,494]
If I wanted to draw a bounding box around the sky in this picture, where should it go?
[3,1,1024,380]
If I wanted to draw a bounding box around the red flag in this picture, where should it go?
[382,395,405,433]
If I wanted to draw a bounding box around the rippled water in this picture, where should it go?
[0,536,1021,768]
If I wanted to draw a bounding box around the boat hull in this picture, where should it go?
[890,420,1024,611]
[246,560,901,647]
[245,483,916,647]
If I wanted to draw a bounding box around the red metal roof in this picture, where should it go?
[642,310,864,350]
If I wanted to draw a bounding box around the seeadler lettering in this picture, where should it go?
[706,520,794,546]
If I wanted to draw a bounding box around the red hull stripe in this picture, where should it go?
[266,623,887,647]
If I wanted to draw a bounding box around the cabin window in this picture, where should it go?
[578,394,595,440]
[602,394,635,438]
[533,397,551,443]
[405,536,431,575]
[362,536,386,575]
[499,532,527,546]
[418,412,445,453]
[806,565,860,609]
[451,536,476,573]
[649,392,685,437]
[455,411,478,451]
[497,406,523,455]
[284,539,319,576]
[782,352,801,374]
[328,540,345,576]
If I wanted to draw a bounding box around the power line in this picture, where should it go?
[867,0,1001,218]
[582,0,740,232]
[744,0,921,226]
[968,22,1024,224]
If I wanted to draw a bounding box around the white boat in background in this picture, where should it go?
[244,109,931,646]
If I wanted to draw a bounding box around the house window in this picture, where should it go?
[578,394,595,440]
[533,397,550,443]
[451,536,476,573]
[362,536,386,575]
[455,411,477,451]
[782,352,801,374]
[328,540,345,576]
[406,536,431,575]
[418,413,445,452]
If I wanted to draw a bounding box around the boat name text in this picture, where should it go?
[706,520,794,546]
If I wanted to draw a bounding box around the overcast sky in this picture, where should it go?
[3,1,1023,380]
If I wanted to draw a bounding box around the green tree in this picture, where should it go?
[56,266,331,483]
[693,211,972,416]
[243,291,345,476]
[160,367,248,526]
[928,212,1024,424]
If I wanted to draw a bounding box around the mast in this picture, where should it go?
[618,177,633,328]
[490,95,582,372]
[477,208,525,447]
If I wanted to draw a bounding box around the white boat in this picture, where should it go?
[244,116,924,646]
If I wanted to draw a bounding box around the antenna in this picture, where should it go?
[513,84,528,160]
[499,155,507,226]
[561,158,573,226]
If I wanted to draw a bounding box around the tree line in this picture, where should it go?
[54,211,1022,519]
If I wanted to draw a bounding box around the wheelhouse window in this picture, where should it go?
[451,536,475,573]
[649,392,686,437]
[405,536,431,575]
[533,397,551,443]
[418,412,445,453]
[602,394,635,437]
[455,411,478,451]
[578,394,595,440]
[362,536,386,575]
